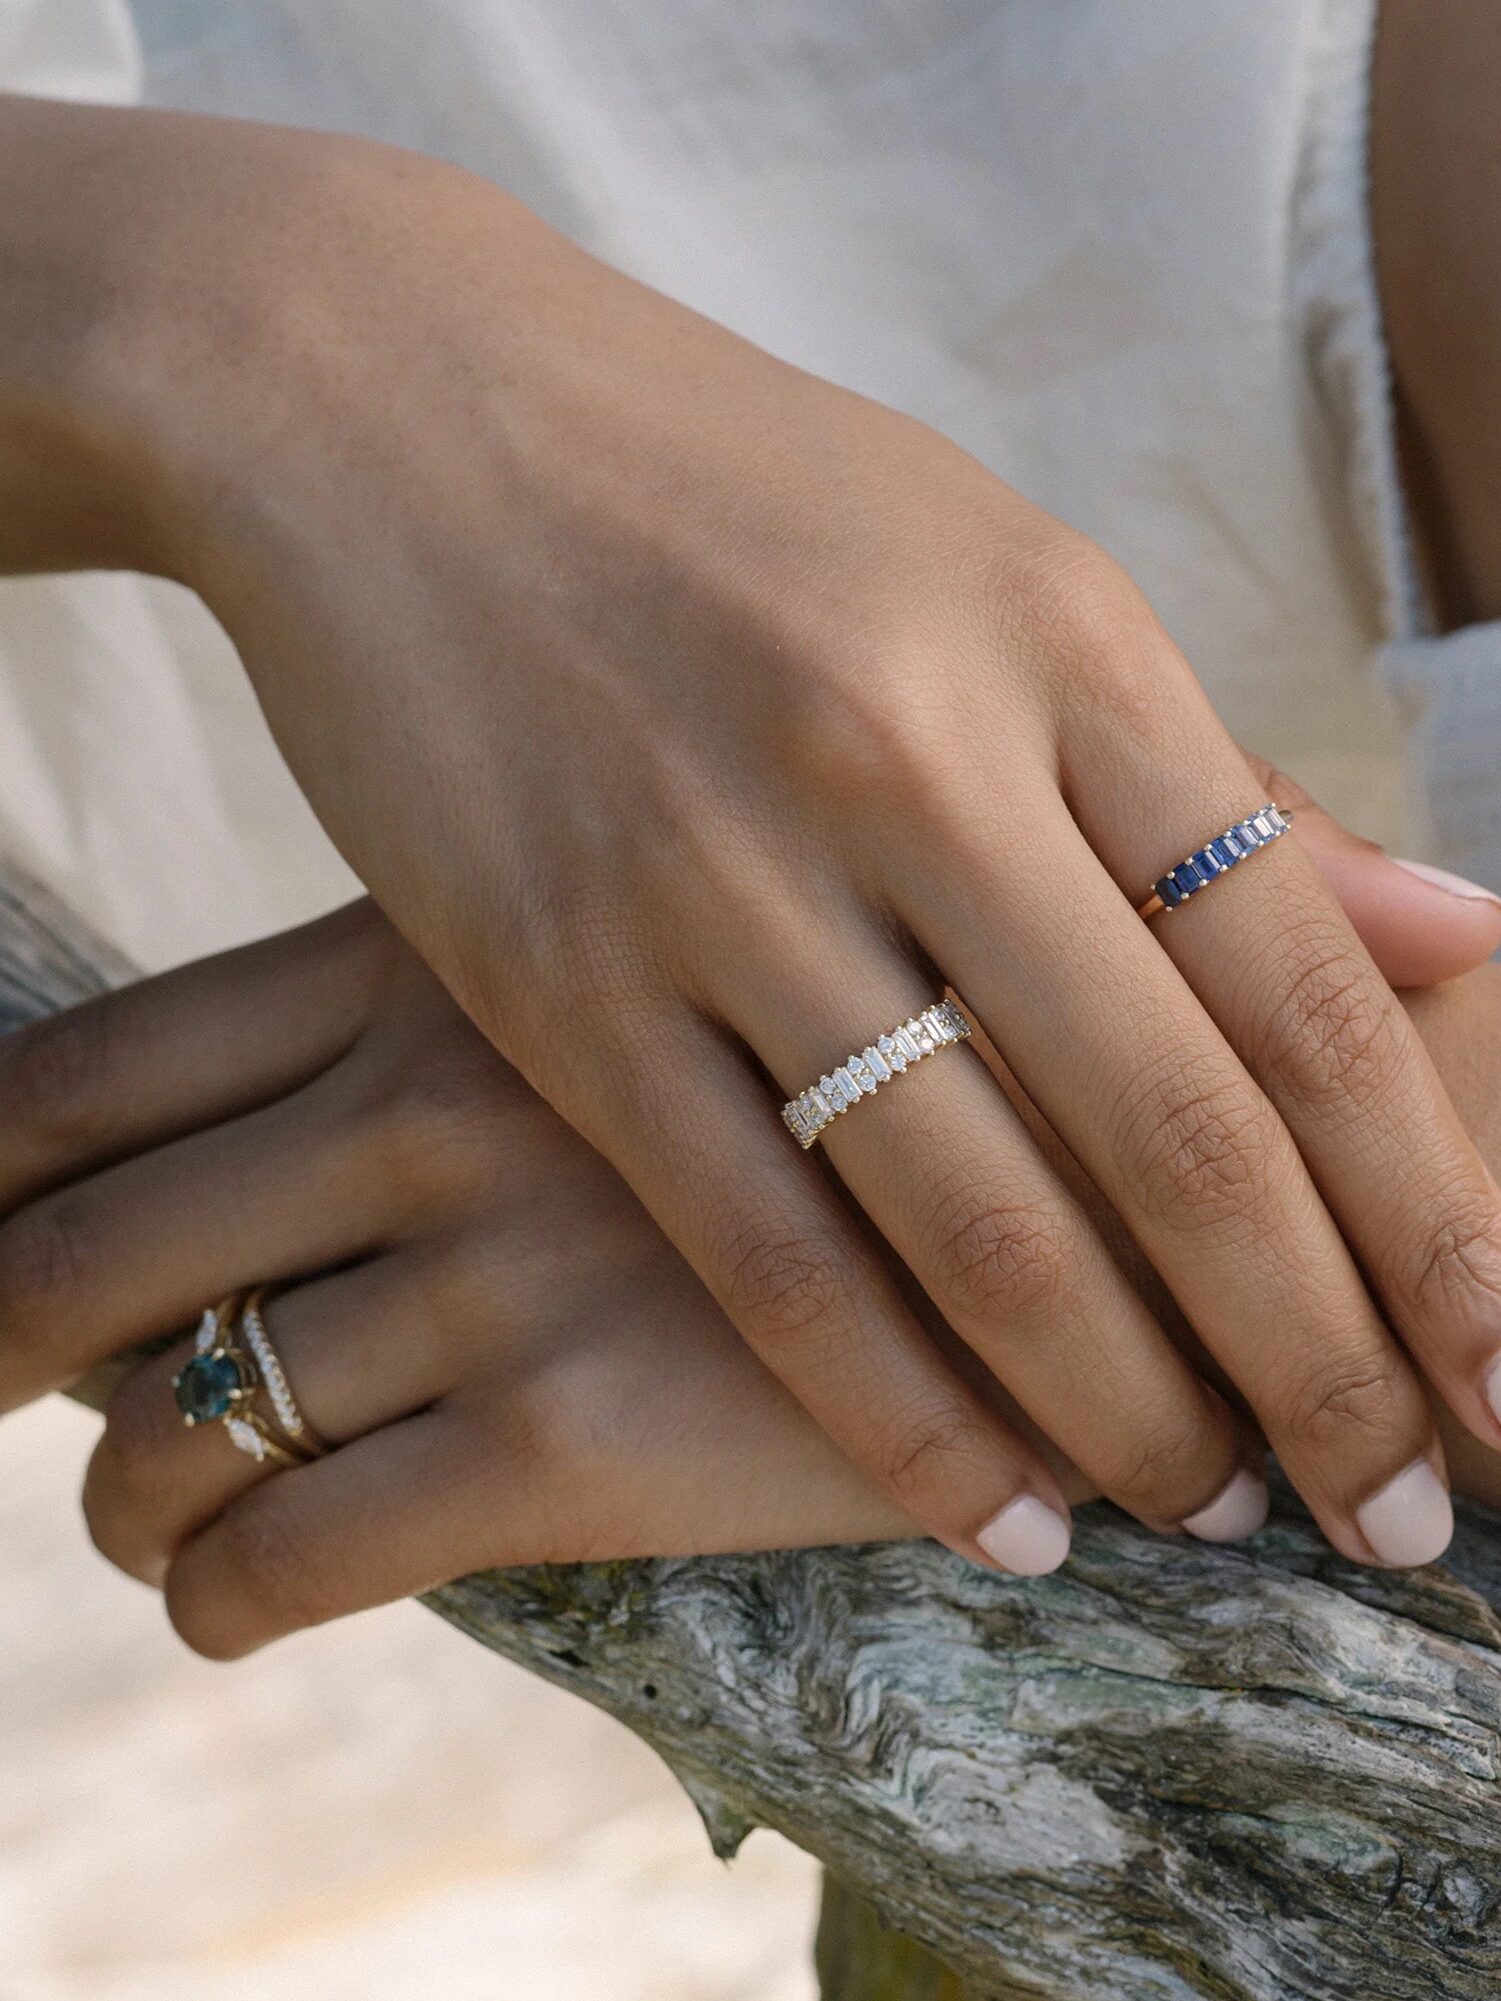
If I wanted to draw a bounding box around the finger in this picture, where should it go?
[717,918,1268,1543]
[1240,751,1501,986]
[890,778,1450,1568]
[0,1065,401,1409]
[83,1253,460,1585]
[534,1001,1075,1574]
[0,900,383,1208]
[84,1332,268,1588]
[164,1374,914,1660]
[163,1408,545,1659]
[1070,674,1501,1506]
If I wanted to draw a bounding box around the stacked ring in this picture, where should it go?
[173,1293,321,1467]
[241,1288,327,1455]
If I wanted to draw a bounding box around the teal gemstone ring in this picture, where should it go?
[173,1295,314,1468]
[1137,804,1292,921]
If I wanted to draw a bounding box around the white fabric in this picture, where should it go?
[0,0,1466,970]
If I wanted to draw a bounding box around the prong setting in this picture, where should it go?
[1140,804,1291,921]
[782,999,972,1149]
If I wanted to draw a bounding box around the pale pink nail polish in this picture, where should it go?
[1354,1459,1454,1567]
[975,1495,1071,1575]
[1181,1468,1269,1543]
[1390,857,1501,907]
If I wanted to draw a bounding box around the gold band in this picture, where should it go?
[242,1288,328,1456]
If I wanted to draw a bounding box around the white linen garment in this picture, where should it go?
[0,0,1488,970]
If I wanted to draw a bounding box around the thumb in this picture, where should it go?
[1241,751,1501,987]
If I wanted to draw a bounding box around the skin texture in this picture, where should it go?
[3,101,1501,1577]
[0,898,1489,1662]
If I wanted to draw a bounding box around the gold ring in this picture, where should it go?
[172,1294,320,1468]
[241,1288,328,1456]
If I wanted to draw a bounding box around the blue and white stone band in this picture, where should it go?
[1137,804,1292,920]
[782,998,972,1150]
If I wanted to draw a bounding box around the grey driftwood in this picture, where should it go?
[7,858,1501,2001]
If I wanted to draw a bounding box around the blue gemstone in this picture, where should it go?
[1192,849,1221,879]
[1157,875,1183,908]
[1171,863,1201,897]
[174,1351,241,1424]
[1210,838,1238,869]
[1236,819,1263,848]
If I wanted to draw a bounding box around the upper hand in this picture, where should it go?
[73,115,1501,1572]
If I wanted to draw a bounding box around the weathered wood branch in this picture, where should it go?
[9,861,1501,2001]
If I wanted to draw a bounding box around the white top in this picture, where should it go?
[3,0,1487,972]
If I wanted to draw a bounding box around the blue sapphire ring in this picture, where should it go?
[1137,804,1292,921]
[173,1294,318,1468]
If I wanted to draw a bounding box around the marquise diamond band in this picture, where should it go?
[1136,804,1292,921]
[782,998,972,1150]
[242,1288,326,1454]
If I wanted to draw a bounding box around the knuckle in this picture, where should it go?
[1280,1354,1407,1454]
[206,1497,329,1636]
[986,538,1172,729]
[366,1059,504,1202]
[0,1197,93,1334]
[83,1379,182,1580]
[715,1210,850,1358]
[0,1001,112,1150]
[99,1371,180,1497]
[874,1406,997,1509]
[779,639,966,832]
[1094,1414,1214,1515]
[988,532,1136,653]
[1117,1055,1277,1232]
[1255,933,1403,1115]
[1409,1208,1501,1320]
[921,1183,1075,1328]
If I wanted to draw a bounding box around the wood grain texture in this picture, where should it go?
[7,859,1501,2001]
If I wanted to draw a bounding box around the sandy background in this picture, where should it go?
[3,1395,819,2001]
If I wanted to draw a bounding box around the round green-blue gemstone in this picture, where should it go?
[175,1351,241,1424]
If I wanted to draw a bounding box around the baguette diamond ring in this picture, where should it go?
[1136,804,1292,921]
[782,998,972,1149]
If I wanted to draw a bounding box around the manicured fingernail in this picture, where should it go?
[1390,857,1501,906]
[1181,1468,1269,1543]
[975,1495,1071,1575]
[1354,1459,1454,1567]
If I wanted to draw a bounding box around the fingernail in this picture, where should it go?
[975,1495,1071,1575]
[1390,857,1501,907]
[1181,1468,1269,1543]
[1354,1458,1454,1567]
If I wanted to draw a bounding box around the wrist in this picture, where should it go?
[0,94,363,587]
[0,95,187,575]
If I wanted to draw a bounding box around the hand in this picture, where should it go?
[13,905,1501,1659]
[11,102,1501,1573]
[8,903,911,1657]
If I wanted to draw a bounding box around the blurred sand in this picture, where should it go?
[2,1396,819,2001]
